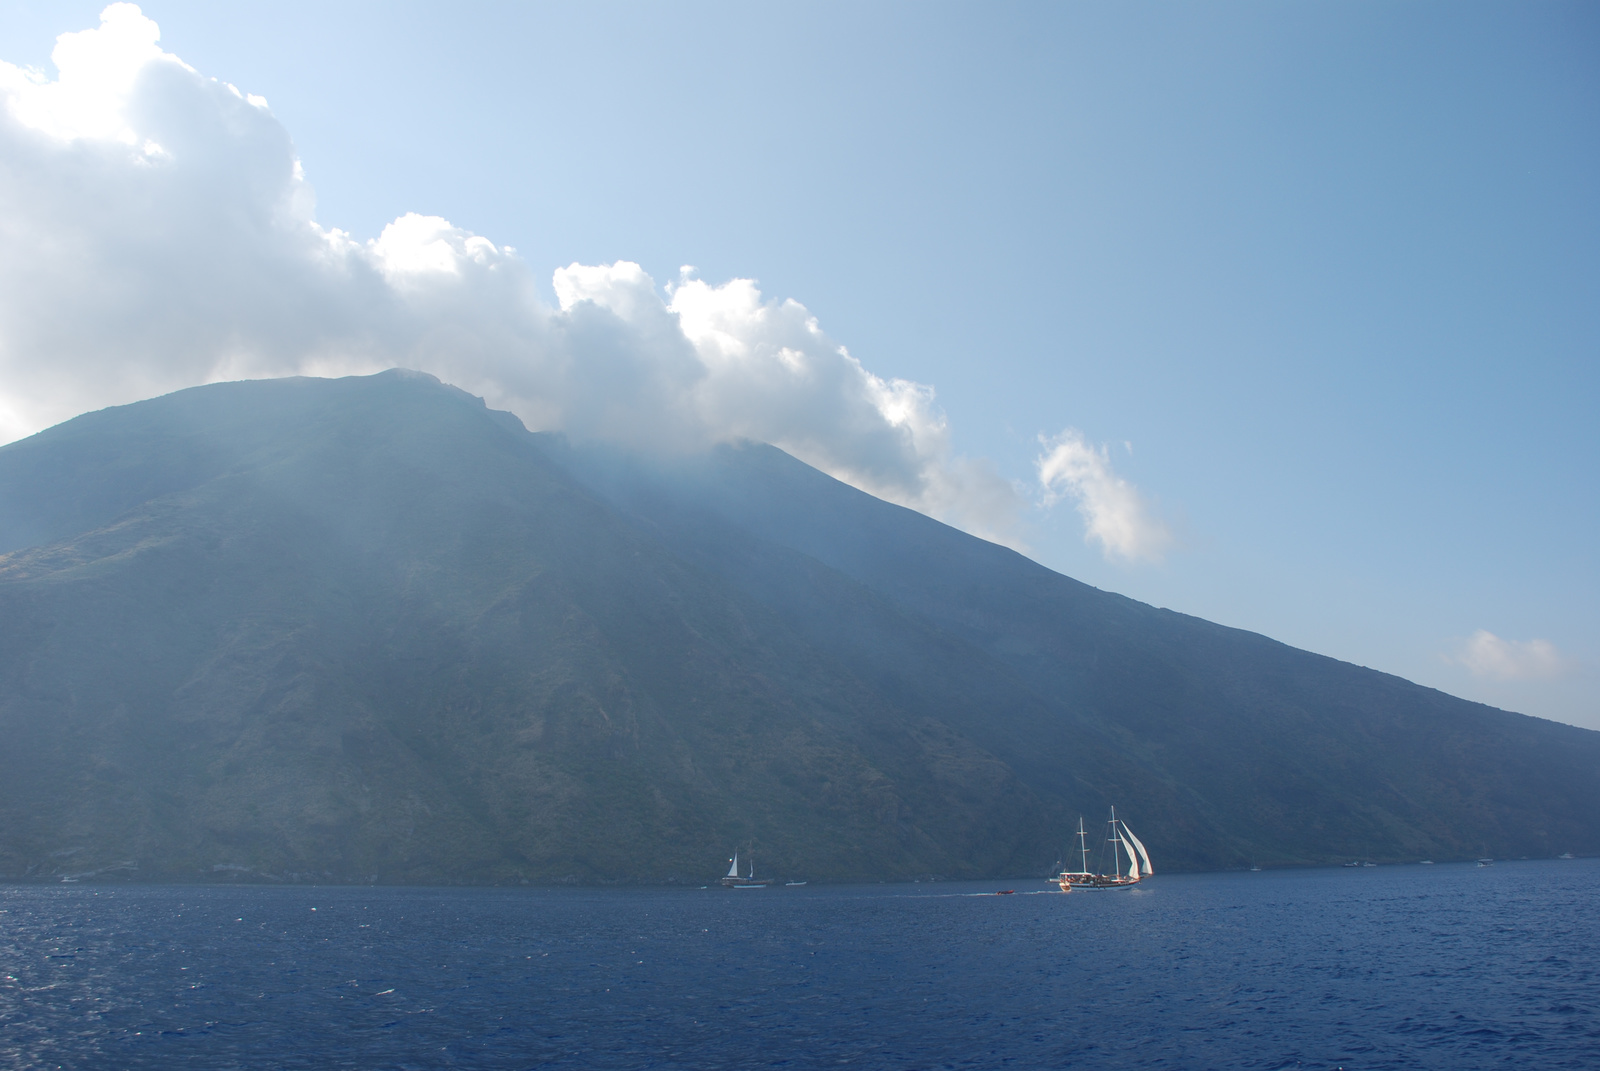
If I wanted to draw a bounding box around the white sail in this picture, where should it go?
[1121,822,1153,876]
[1126,837,1138,879]
[726,853,739,879]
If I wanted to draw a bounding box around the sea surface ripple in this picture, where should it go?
[1,859,1596,1069]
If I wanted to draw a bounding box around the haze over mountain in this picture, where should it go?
[1,372,1596,884]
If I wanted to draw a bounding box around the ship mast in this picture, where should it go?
[1106,806,1137,880]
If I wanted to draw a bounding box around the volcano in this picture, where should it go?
[1,371,1594,883]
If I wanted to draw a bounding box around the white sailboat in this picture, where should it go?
[720,850,773,888]
[1056,808,1152,890]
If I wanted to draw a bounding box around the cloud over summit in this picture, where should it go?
[0,4,1162,556]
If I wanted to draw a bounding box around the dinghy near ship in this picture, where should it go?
[1056,809,1152,890]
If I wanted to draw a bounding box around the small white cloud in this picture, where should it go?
[1448,630,1572,681]
[1037,429,1173,563]
[371,213,500,278]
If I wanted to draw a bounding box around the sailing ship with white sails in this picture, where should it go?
[720,850,773,888]
[1056,808,1153,890]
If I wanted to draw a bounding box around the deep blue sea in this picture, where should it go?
[2,859,1596,1070]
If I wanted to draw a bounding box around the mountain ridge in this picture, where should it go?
[0,371,1594,883]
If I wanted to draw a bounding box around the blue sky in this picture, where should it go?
[1,1,1595,728]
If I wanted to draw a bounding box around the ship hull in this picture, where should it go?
[1057,873,1140,891]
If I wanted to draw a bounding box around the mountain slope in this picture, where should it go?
[537,436,1600,868]
[0,371,1595,882]
[0,372,1051,883]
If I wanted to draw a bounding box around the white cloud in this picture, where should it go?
[0,2,187,143]
[0,5,1161,556]
[1448,630,1572,681]
[1037,429,1173,562]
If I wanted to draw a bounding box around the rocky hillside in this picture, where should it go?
[0,371,1594,883]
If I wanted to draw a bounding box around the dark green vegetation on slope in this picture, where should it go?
[0,372,1595,883]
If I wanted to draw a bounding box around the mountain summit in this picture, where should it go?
[1,371,1595,883]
